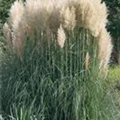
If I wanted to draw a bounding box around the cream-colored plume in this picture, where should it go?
[10,0,25,31]
[3,23,13,49]
[72,0,108,36]
[60,6,76,30]
[57,25,66,48]
[9,0,26,56]
[85,52,90,70]
[98,28,113,70]
[25,0,56,30]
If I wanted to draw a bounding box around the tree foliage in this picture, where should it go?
[103,0,120,64]
[103,0,120,39]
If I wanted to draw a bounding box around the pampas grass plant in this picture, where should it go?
[0,0,119,120]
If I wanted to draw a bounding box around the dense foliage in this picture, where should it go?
[103,0,120,64]
[103,0,120,39]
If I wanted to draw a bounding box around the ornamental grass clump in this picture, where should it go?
[0,0,119,120]
[3,0,112,70]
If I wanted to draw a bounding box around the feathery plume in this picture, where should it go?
[87,1,108,36]
[47,2,61,29]
[3,23,13,49]
[60,6,76,30]
[57,25,66,48]
[10,0,26,57]
[85,52,90,70]
[98,28,113,70]
[10,0,25,31]
[73,0,108,36]
[25,0,42,29]
[25,0,54,30]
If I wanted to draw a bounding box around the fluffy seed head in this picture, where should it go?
[74,0,108,36]
[85,52,90,70]
[10,0,25,31]
[57,25,66,48]
[98,28,113,70]
[60,6,76,30]
[3,23,13,49]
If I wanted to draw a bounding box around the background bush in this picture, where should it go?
[103,0,120,65]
